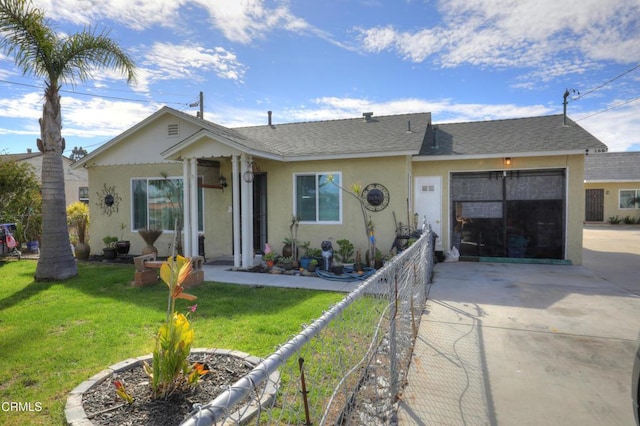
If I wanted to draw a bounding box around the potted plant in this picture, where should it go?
[115,222,130,255]
[281,238,296,258]
[277,256,294,270]
[263,251,277,268]
[336,239,355,268]
[66,202,90,260]
[102,236,118,260]
[307,258,318,272]
[139,227,163,256]
[298,241,312,269]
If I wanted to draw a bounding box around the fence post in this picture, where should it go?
[389,273,399,401]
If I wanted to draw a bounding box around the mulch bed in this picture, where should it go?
[82,353,253,426]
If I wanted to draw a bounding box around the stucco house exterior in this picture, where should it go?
[72,107,607,266]
[584,151,640,223]
[2,150,89,204]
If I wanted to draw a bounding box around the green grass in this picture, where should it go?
[0,260,343,426]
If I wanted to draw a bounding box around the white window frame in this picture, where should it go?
[131,176,204,232]
[293,172,343,224]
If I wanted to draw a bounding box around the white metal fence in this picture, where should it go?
[181,229,435,425]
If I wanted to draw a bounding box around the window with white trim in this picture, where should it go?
[132,177,203,232]
[79,187,89,204]
[294,172,342,223]
[619,189,640,209]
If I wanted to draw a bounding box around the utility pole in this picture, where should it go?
[563,88,579,126]
[190,91,204,119]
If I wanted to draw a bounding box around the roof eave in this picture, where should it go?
[584,179,640,183]
[412,149,590,162]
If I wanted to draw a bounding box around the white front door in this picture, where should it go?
[414,176,443,251]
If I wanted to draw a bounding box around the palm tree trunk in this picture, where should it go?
[35,86,77,281]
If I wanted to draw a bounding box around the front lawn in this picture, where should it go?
[0,260,343,425]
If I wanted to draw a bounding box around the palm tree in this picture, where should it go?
[0,0,135,280]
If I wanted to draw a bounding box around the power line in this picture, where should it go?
[0,78,189,106]
[576,63,640,100]
[575,95,640,121]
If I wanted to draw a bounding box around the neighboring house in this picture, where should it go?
[584,151,640,223]
[73,107,607,266]
[1,150,89,205]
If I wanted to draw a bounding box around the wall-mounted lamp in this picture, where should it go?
[504,157,512,166]
[219,175,228,188]
[243,161,255,183]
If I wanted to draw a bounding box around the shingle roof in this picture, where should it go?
[419,114,607,156]
[0,152,42,162]
[170,109,280,156]
[584,151,640,181]
[233,112,430,158]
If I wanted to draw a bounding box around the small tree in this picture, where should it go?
[0,158,41,240]
[66,201,89,244]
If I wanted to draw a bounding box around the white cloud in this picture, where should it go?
[0,91,159,138]
[143,42,247,83]
[239,96,554,125]
[0,92,43,120]
[193,0,308,44]
[34,0,185,30]
[356,0,640,74]
[61,97,160,137]
[575,100,640,152]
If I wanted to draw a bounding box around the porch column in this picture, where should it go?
[190,157,198,257]
[182,158,192,257]
[232,155,241,267]
[240,154,254,267]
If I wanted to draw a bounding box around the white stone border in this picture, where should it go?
[65,348,280,426]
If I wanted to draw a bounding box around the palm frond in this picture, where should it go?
[0,0,58,79]
[59,28,137,84]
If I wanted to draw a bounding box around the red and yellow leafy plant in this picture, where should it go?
[142,255,207,399]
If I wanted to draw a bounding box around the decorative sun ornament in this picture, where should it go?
[97,183,122,216]
[361,183,390,212]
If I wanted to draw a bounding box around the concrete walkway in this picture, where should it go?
[397,225,640,425]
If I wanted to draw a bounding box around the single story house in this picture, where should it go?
[584,151,640,223]
[72,107,607,266]
[3,150,89,205]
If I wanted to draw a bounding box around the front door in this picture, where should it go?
[585,189,604,222]
[414,176,443,251]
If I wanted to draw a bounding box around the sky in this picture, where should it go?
[0,0,639,156]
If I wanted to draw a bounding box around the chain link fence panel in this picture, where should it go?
[182,229,435,426]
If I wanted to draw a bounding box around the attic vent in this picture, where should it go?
[421,185,435,192]
[362,112,374,122]
[167,123,179,137]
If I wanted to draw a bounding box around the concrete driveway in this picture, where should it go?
[397,225,640,425]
